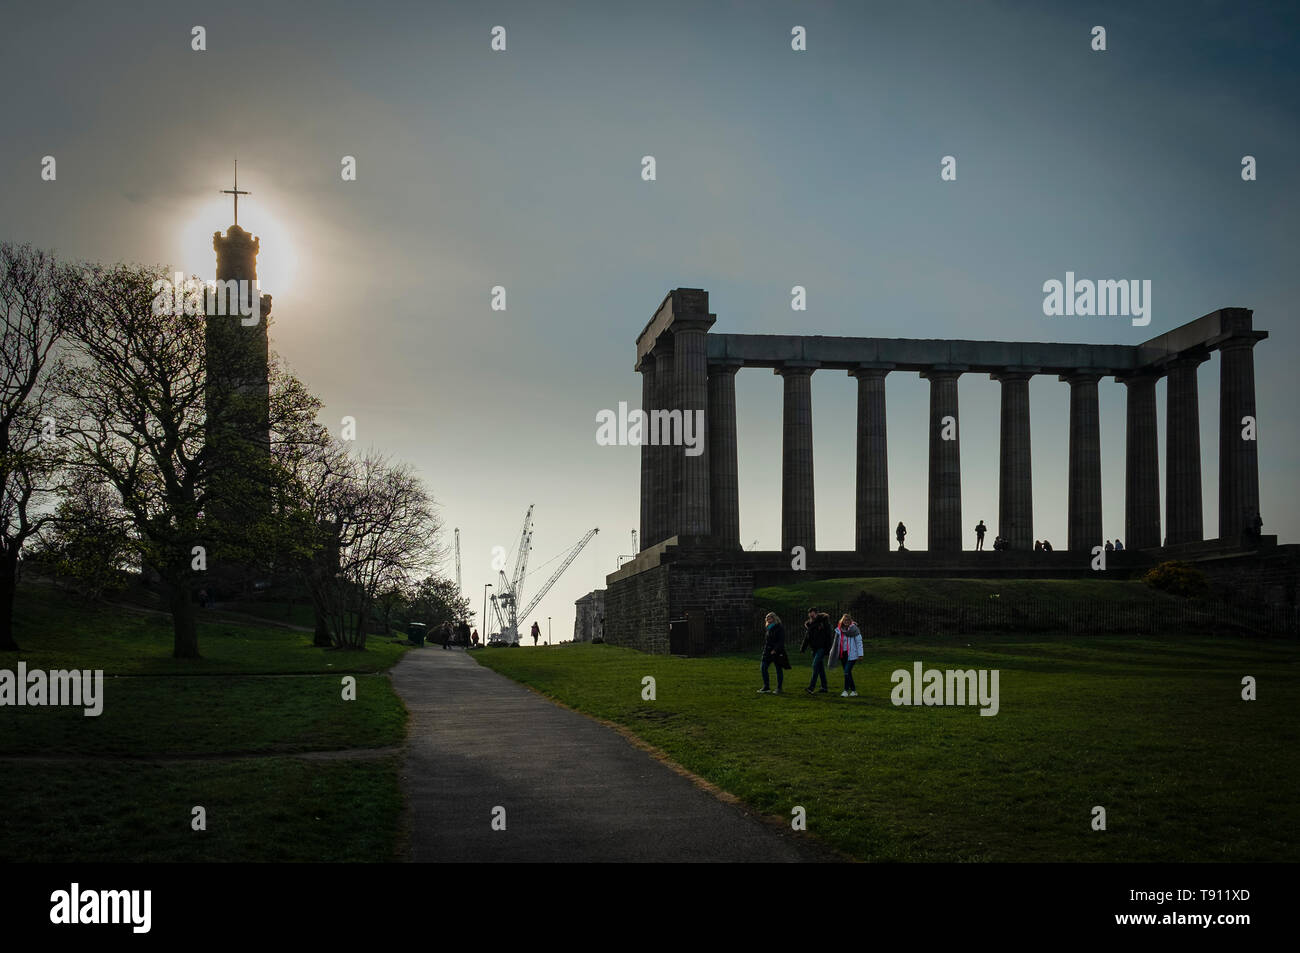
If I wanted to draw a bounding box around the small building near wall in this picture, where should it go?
[574,589,606,642]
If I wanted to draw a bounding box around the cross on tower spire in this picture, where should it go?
[220,159,250,227]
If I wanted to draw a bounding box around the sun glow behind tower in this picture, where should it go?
[174,181,299,295]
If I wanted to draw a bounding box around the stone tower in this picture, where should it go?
[205,222,273,587]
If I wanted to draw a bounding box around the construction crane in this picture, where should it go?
[454,528,462,598]
[453,527,464,622]
[489,505,534,645]
[489,506,597,645]
[517,527,599,622]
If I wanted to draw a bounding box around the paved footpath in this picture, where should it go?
[389,647,838,862]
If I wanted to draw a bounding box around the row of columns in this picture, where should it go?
[639,335,1263,554]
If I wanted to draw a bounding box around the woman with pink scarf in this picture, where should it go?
[832,613,863,697]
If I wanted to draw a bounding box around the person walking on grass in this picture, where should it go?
[833,613,864,697]
[800,607,833,694]
[758,611,788,694]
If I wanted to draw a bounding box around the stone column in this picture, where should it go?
[637,353,656,550]
[921,367,964,552]
[651,339,676,545]
[708,360,742,549]
[1218,333,1265,542]
[1165,351,1208,545]
[851,365,891,553]
[992,369,1034,552]
[1120,371,1161,550]
[673,319,712,537]
[1061,372,1103,553]
[778,363,817,553]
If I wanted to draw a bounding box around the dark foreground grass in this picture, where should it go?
[0,756,403,862]
[2,584,411,861]
[0,673,405,756]
[477,636,1300,862]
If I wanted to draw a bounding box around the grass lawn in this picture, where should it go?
[476,635,1300,862]
[0,673,404,756]
[11,585,409,674]
[1,583,411,861]
[0,757,403,862]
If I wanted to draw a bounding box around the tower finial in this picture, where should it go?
[220,159,250,227]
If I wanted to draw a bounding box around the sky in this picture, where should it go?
[2,0,1297,641]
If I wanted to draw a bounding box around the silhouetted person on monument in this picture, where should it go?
[1248,509,1263,543]
[1114,539,1124,552]
[1034,540,1043,553]
[896,522,907,551]
[1042,539,1053,552]
[975,520,987,551]
[1104,540,1114,553]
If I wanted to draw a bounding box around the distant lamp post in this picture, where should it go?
[547,616,551,645]
[483,584,492,643]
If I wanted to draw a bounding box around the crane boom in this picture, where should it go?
[454,528,462,600]
[486,507,588,646]
[519,528,599,621]
[511,505,534,606]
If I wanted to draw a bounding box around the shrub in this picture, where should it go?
[1143,560,1208,597]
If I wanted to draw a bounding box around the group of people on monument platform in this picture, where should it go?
[892,518,1141,552]
[975,520,1014,551]
[896,517,1060,552]
[898,509,1264,552]
[758,608,863,698]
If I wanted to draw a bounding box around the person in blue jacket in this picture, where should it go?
[801,607,833,694]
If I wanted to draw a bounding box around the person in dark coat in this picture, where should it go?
[759,611,787,694]
[801,607,833,694]
[896,522,907,551]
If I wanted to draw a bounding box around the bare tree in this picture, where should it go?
[306,451,441,650]
[57,262,211,656]
[58,262,326,657]
[34,471,136,598]
[0,244,74,650]
[272,415,350,647]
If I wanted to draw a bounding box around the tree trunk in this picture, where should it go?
[313,604,331,648]
[0,550,20,652]
[167,577,200,658]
